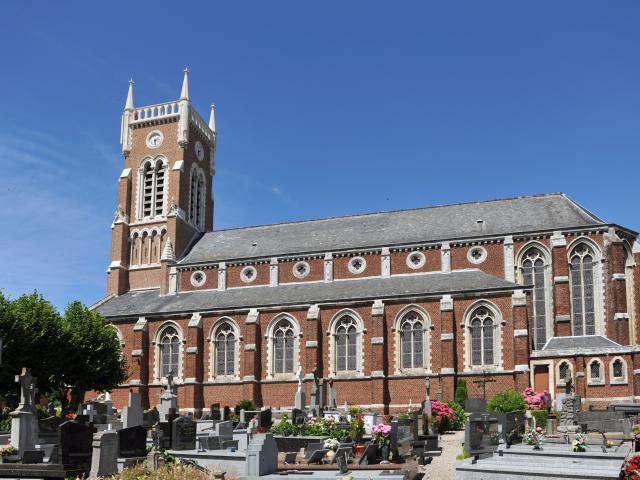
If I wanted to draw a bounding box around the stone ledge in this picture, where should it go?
[554,276,569,284]
[440,368,455,375]
[305,340,318,348]
[186,346,198,354]
[371,337,384,345]
[614,313,629,320]
[514,329,528,337]
[244,343,256,352]
[555,314,571,323]
[440,333,454,341]
[131,349,144,357]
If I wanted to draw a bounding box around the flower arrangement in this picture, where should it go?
[522,387,550,411]
[349,414,365,444]
[64,412,77,421]
[0,443,17,456]
[347,406,363,417]
[431,401,455,434]
[572,432,587,452]
[323,438,340,451]
[371,423,391,447]
[523,427,545,446]
[622,453,640,480]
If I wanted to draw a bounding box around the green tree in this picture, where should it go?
[0,292,66,404]
[454,379,468,405]
[57,301,127,407]
[487,389,526,413]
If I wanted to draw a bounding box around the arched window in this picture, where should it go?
[520,247,549,349]
[336,315,359,372]
[587,358,604,385]
[159,326,180,378]
[189,167,206,230]
[569,243,598,336]
[469,307,495,367]
[399,311,425,369]
[273,319,295,374]
[557,360,572,385]
[213,322,237,377]
[610,357,627,384]
[139,157,167,219]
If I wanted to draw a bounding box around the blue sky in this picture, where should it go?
[0,1,638,311]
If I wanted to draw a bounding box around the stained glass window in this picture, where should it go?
[570,244,596,336]
[522,247,547,349]
[336,315,359,372]
[400,311,424,369]
[273,319,295,374]
[214,322,236,376]
[470,308,495,366]
[160,326,180,377]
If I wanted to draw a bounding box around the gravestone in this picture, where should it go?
[363,412,378,435]
[10,367,39,454]
[143,407,160,430]
[211,403,221,421]
[122,391,143,428]
[152,422,171,450]
[327,380,337,409]
[216,421,234,441]
[258,408,272,429]
[558,395,581,432]
[501,411,526,444]
[223,406,231,421]
[395,420,414,458]
[59,420,94,467]
[118,425,146,458]
[465,398,487,415]
[464,415,500,457]
[292,408,305,425]
[89,430,118,479]
[172,416,197,450]
[38,416,64,444]
[246,433,278,477]
[21,450,45,463]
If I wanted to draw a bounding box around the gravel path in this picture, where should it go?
[422,430,465,480]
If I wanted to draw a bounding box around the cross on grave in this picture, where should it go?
[472,370,496,400]
[166,371,175,394]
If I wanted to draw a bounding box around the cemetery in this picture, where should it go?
[3,365,640,480]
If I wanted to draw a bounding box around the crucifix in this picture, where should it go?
[472,370,496,399]
[166,371,175,394]
[15,367,36,408]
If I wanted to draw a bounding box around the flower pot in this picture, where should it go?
[353,444,366,457]
[1,455,20,464]
[325,450,335,461]
[380,445,390,461]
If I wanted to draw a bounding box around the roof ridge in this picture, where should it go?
[209,192,568,234]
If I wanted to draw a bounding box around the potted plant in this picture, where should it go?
[350,414,366,456]
[0,443,19,463]
[323,438,340,461]
[622,453,640,479]
[371,423,391,461]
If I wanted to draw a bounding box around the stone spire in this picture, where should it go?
[180,68,190,101]
[209,104,216,132]
[161,238,176,262]
[124,79,134,111]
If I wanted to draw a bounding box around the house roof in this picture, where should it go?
[542,335,621,351]
[180,193,604,265]
[96,269,524,319]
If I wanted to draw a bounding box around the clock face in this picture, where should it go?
[147,131,163,148]
[195,141,204,161]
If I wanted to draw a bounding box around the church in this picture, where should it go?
[93,71,640,414]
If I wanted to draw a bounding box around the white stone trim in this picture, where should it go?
[514,329,528,337]
[186,346,198,354]
[586,357,605,385]
[146,129,164,148]
[392,305,431,376]
[614,313,629,320]
[218,262,226,291]
[511,290,527,307]
[440,368,455,375]
[188,312,202,328]
[246,308,259,324]
[371,299,384,316]
[554,359,573,387]
[371,337,384,345]
[190,270,206,287]
[467,246,487,264]
[551,231,566,247]
[269,258,279,286]
[244,343,256,351]
[172,160,184,172]
[371,370,385,378]
[406,251,426,270]
[612,273,626,281]
[381,248,391,277]
[633,369,640,376]
[555,315,571,323]
[131,349,143,357]
[292,261,310,279]
[441,242,451,273]
[305,341,318,348]
[440,333,454,341]
[514,364,529,372]
[328,309,365,378]
[265,313,301,380]
[152,321,184,383]
[503,235,515,282]
[462,300,504,372]
[120,168,132,179]
[324,253,333,282]
[554,276,569,284]
[609,356,628,384]
[440,295,453,312]
[307,304,320,320]
[134,316,148,332]
[348,256,367,274]
[576,371,585,378]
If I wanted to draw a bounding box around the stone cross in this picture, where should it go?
[166,372,175,394]
[296,367,304,394]
[472,370,496,399]
[565,378,573,395]
[15,367,35,409]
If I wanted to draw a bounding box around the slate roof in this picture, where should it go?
[96,270,523,319]
[180,193,604,265]
[542,336,621,351]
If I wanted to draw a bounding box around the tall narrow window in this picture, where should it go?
[273,319,295,374]
[214,322,236,377]
[469,307,495,366]
[160,326,180,378]
[154,162,165,216]
[139,158,166,219]
[142,163,154,217]
[558,361,571,384]
[335,315,359,372]
[570,244,596,336]
[189,167,206,229]
[399,311,424,369]
[521,247,548,349]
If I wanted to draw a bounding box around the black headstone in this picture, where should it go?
[465,416,500,457]
[223,406,231,421]
[172,417,197,450]
[258,408,272,429]
[152,422,172,450]
[464,398,487,415]
[118,425,147,458]
[210,403,221,421]
[58,421,93,466]
[39,416,64,444]
[292,408,305,425]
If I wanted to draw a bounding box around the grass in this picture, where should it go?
[102,463,239,480]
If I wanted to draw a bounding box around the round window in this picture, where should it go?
[293,261,310,278]
[190,270,206,287]
[467,246,487,264]
[406,251,426,269]
[348,256,367,274]
[241,266,257,283]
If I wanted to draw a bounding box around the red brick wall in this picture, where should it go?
[333,254,381,279]
[279,258,324,283]
[390,249,440,274]
[226,263,270,288]
[179,267,218,291]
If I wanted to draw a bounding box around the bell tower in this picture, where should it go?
[107,69,217,296]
